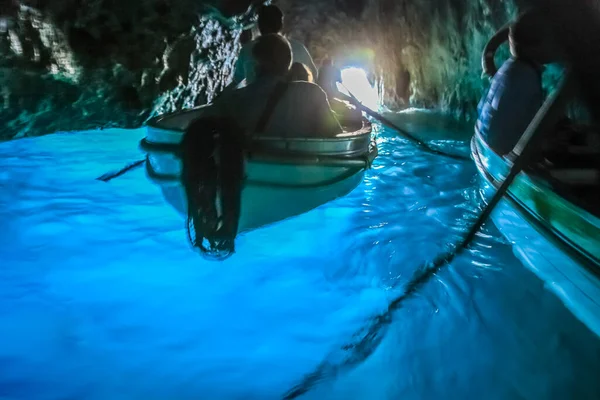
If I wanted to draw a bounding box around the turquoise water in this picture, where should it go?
[0,116,599,399]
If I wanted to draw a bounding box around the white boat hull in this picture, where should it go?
[480,178,600,337]
[142,106,376,235]
[146,150,365,233]
[472,135,600,337]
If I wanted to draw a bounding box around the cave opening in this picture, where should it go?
[337,66,380,111]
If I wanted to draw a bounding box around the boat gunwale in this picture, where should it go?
[140,135,376,160]
[145,105,209,128]
[142,112,377,163]
[146,108,373,140]
[471,134,600,274]
[144,155,367,188]
[141,138,377,185]
[474,130,600,223]
[145,123,372,142]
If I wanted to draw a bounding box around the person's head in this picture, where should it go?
[288,62,313,82]
[321,56,333,67]
[252,33,292,77]
[257,5,284,35]
[317,56,341,87]
[239,29,253,45]
[509,9,558,64]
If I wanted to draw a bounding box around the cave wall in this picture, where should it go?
[0,0,259,140]
[0,0,521,140]
[2,0,599,140]
[280,0,600,121]
[278,0,517,119]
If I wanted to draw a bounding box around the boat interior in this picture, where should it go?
[149,104,366,137]
[530,121,600,218]
[145,105,376,162]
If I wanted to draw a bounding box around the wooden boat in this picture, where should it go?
[472,123,600,337]
[140,105,378,237]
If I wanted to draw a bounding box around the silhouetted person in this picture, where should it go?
[476,9,560,155]
[288,62,313,82]
[228,5,317,89]
[210,34,341,138]
[316,56,363,129]
[239,28,253,46]
[317,56,342,100]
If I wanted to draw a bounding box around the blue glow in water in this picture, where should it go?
[0,116,599,400]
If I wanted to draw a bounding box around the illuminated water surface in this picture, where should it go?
[0,114,599,399]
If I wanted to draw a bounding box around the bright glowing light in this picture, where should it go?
[337,67,379,111]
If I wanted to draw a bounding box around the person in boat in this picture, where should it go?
[476,9,559,156]
[227,5,317,90]
[317,56,343,100]
[239,28,253,46]
[209,33,342,138]
[287,62,363,130]
[316,56,363,129]
[286,62,363,129]
[481,23,510,79]
[288,62,314,82]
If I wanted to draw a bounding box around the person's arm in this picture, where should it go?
[482,23,510,78]
[202,89,234,119]
[309,85,343,136]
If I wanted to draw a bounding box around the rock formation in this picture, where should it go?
[1,0,598,139]
[279,0,516,117]
[0,0,258,139]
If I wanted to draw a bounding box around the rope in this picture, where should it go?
[96,159,146,182]
[282,73,571,400]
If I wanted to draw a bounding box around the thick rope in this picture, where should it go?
[282,73,571,399]
[96,159,146,182]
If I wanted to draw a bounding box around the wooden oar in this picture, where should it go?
[338,84,470,161]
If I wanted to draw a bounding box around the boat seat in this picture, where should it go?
[541,123,599,183]
[530,124,600,216]
[531,124,600,216]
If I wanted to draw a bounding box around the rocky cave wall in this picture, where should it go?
[279,0,520,118]
[1,0,598,140]
[0,0,260,140]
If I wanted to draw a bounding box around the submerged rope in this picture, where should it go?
[96,159,146,182]
[283,73,571,399]
[281,205,489,399]
[282,176,499,399]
